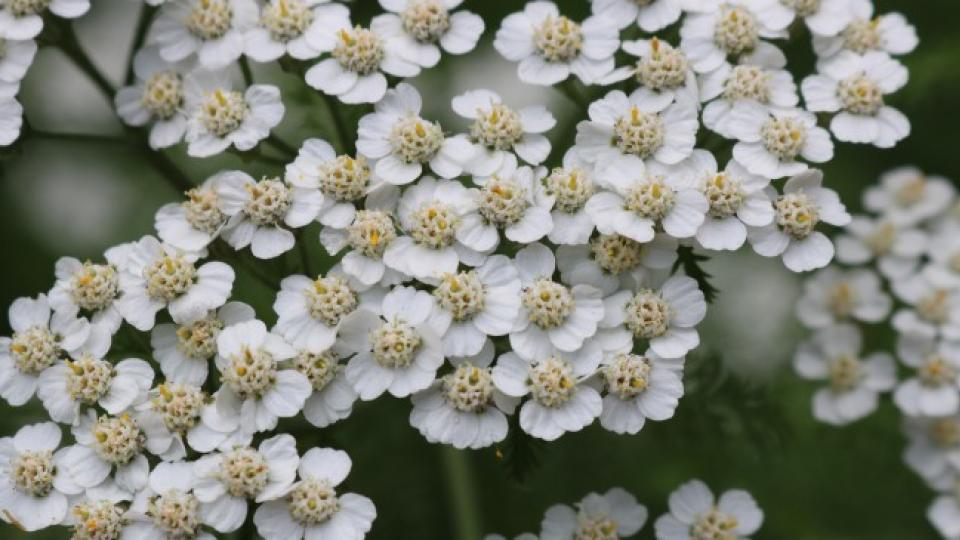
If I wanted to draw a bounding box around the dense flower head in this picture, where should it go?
[0,0,940,537]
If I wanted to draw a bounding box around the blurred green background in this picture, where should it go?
[1,0,958,538]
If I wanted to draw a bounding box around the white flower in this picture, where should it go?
[451,88,555,174]
[357,82,474,185]
[150,301,255,385]
[410,343,518,449]
[383,176,485,280]
[812,0,917,60]
[0,0,89,40]
[192,434,299,533]
[432,255,522,358]
[903,415,960,490]
[863,166,956,227]
[217,171,322,259]
[925,227,960,290]
[802,51,909,148]
[0,95,22,146]
[585,159,708,243]
[273,267,384,351]
[596,348,684,435]
[766,0,852,36]
[184,70,285,158]
[37,352,152,425]
[254,447,376,540]
[795,266,892,329]
[150,0,257,69]
[510,243,605,360]
[793,324,895,425]
[592,0,683,32]
[210,319,312,434]
[608,37,698,104]
[114,46,191,150]
[286,138,393,226]
[494,1,621,86]
[0,37,37,89]
[557,233,677,295]
[679,150,774,251]
[374,0,485,67]
[891,274,960,340]
[600,275,707,359]
[699,49,797,138]
[539,149,597,245]
[123,461,217,539]
[748,170,850,273]
[244,0,332,62]
[462,159,554,251]
[134,381,212,460]
[834,215,927,279]
[303,4,420,104]
[292,346,358,428]
[340,286,448,399]
[0,422,81,531]
[728,104,833,179]
[0,294,91,406]
[48,249,127,334]
[894,334,960,417]
[492,346,603,441]
[318,186,404,287]
[929,483,960,540]
[540,488,648,539]
[679,0,789,74]
[575,89,698,175]
[155,171,234,252]
[115,235,235,331]
[654,479,763,540]
[61,410,167,497]
[62,497,135,539]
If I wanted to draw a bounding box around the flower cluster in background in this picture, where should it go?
[0,0,927,537]
[790,165,960,538]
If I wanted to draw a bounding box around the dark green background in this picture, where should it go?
[0,0,956,538]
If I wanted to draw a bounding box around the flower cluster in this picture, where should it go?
[484,480,763,540]
[790,166,960,537]
[0,0,924,537]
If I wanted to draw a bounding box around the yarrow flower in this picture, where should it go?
[374,0,485,67]
[115,235,235,331]
[894,334,960,417]
[183,70,285,158]
[655,479,764,540]
[451,89,556,174]
[679,0,790,74]
[340,286,447,400]
[596,348,684,435]
[357,82,474,185]
[0,422,80,531]
[748,170,851,273]
[244,0,333,62]
[793,324,895,425]
[540,488,648,539]
[493,345,603,441]
[495,1,621,86]
[591,0,685,32]
[115,47,191,150]
[795,266,892,329]
[217,170,322,259]
[863,166,955,227]
[812,0,917,60]
[0,0,89,40]
[150,0,257,69]
[154,171,234,252]
[253,447,376,539]
[834,214,927,279]
[802,51,910,148]
[304,4,420,104]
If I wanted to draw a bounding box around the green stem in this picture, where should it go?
[56,23,116,101]
[125,4,157,84]
[240,57,254,87]
[266,133,298,158]
[297,229,314,277]
[556,78,589,110]
[320,92,352,155]
[440,446,482,540]
[29,128,125,144]
[136,141,195,193]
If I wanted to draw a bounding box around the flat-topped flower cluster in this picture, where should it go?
[0,0,922,537]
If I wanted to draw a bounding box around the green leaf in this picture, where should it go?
[672,245,720,303]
